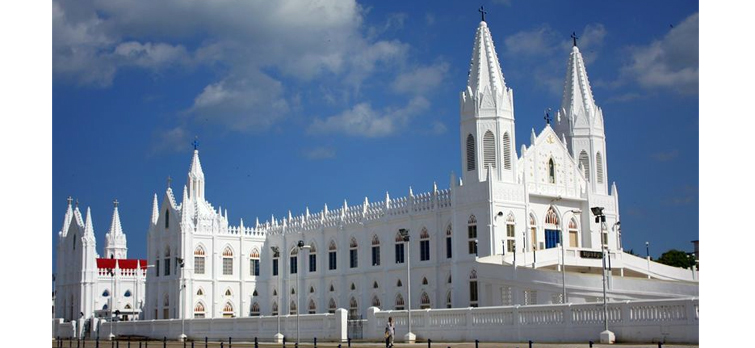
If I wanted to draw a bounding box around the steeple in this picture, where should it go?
[187,142,205,200]
[460,17,517,184]
[151,193,159,225]
[105,199,128,259]
[84,207,95,238]
[558,44,600,128]
[554,40,609,195]
[60,196,74,236]
[465,20,508,97]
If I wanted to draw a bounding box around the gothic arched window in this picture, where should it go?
[544,208,560,249]
[596,152,604,184]
[579,151,590,181]
[483,130,496,169]
[548,158,556,184]
[194,245,206,275]
[503,132,512,170]
[466,134,476,171]
[194,302,205,318]
[222,246,234,275]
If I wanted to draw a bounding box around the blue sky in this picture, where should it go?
[50,0,699,264]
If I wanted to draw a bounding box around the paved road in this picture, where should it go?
[51,339,699,348]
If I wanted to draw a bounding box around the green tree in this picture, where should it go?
[656,249,696,268]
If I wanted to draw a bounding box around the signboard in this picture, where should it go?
[580,250,603,259]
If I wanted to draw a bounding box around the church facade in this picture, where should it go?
[140,19,698,321]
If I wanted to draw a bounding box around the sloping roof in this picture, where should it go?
[96,258,148,270]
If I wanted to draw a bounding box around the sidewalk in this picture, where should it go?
[51,339,699,348]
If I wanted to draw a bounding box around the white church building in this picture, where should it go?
[140,19,698,322]
[54,198,147,337]
[55,18,698,340]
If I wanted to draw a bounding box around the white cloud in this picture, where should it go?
[113,42,190,69]
[504,25,557,57]
[53,0,422,132]
[621,13,698,94]
[392,62,449,95]
[308,97,429,137]
[189,71,289,131]
[303,146,336,160]
[149,126,190,156]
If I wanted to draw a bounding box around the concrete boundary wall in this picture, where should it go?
[54,299,698,344]
[366,298,698,344]
[54,309,348,342]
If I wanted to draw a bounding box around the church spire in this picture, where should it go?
[84,207,94,237]
[554,39,609,195]
[105,199,128,258]
[559,44,598,125]
[60,196,74,236]
[466,19,507,96]
[151,193,159,225]
[108,199,124,236]
[187,139,206,200]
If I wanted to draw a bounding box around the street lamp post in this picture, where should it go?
[296,240,312,347]
[107,268,116,340]
[177,257,188,342]
[645,242,651,279]
[398,229,415,343]
[562,209,582,303]
[271,246,283,343]
[591,207,614,344]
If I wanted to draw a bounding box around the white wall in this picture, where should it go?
[366,298,698,344]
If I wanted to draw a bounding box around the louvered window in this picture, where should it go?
[503,132,511,169]
[483,131,496,169]
[579,151,590,181]
[466,134,476,171]
[596,152,604,184]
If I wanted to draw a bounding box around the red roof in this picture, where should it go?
[96,258,148,270]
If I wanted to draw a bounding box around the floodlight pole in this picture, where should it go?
[399,229,415,343]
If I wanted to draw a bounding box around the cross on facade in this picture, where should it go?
[478,6,487,22]
[544,108,552,124]
[571,32,579,47]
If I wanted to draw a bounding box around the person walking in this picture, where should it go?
[385,316,395,348]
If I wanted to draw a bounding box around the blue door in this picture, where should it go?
[545,229,560,249]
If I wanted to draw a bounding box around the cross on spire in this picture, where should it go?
[67,196,73,205]
[544,108,552,125]
[192,137,199,150]
[478,6,487,22]
[113,199,119,208]
[167,176,172,188]
[75,199,79,208]
[571,32,579,47]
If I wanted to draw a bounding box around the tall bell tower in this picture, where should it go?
[460,10,517,184]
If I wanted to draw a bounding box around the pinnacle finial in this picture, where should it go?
[571,32,578,47]
[478,6,487,22]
